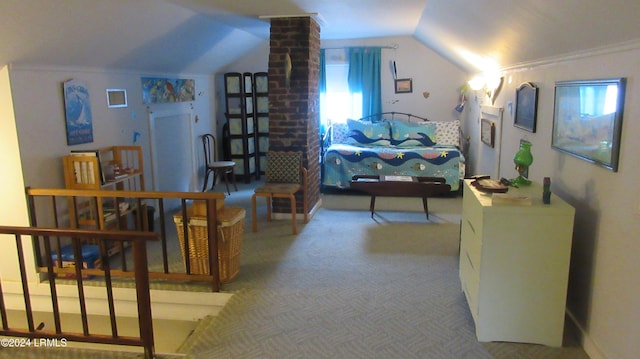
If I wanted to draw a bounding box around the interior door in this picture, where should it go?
[148,111,195,210]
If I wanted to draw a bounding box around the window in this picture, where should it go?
[319,47,381,135]
[320,49,362,127]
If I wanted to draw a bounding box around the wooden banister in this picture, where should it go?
[26,187,226,292]
[0,226,159,358]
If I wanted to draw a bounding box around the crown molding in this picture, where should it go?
[502,39,640,72]
[7,63,208,78]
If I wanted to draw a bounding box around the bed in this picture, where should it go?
[321,112,468,192]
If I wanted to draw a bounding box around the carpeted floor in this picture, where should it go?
[176,183,590,359]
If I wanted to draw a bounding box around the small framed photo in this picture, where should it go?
[106,89,128,108]
[480,118,495,147]
[514,82,538,132]
[395,78,413,94]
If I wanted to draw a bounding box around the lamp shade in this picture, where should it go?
[512,140,533,186]
[514,141,533,167]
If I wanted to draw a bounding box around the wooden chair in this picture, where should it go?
[202,133,237,194]
[251,151,308,234]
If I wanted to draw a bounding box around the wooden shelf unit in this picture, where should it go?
[62,146,146,231]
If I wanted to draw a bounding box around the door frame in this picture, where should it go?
[147,109,197,193]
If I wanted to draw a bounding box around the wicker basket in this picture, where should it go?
[173,206,245,283]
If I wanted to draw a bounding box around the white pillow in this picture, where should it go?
[331,123,349,144]
[434,120,460,146]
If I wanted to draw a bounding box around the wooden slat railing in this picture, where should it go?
[25,188,226,292]
[0,226,158,358]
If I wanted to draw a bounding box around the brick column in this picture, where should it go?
[268,17,320,217]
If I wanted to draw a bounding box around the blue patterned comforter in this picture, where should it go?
[322,143,464,191]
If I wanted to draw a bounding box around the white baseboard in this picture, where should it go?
[566,309,608,359]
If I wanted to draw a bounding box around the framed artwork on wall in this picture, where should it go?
[551,77,626,172]
[395,78,413,93]
[514,82,538,132]
[63,79,94,146]
[481,118,495,147]
[141,77,195,104]
[106,89,128,108]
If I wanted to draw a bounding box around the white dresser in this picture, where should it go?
[459,179,575,346]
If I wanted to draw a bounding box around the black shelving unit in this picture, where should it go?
[224,72,257,183]
[253,72,269,178]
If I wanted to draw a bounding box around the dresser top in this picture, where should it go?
[464,179,575,215]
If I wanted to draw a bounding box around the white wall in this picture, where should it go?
[321,36,468,122]
[0,65,35,282]
[8,65,216,192]
[467,45,640,359]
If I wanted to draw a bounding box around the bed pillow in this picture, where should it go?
[345,118,391,146]
[434,120,460,146]
[388,120,437,147]
[331,123,349,144]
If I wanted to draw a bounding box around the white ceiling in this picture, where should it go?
[1,0,640,74]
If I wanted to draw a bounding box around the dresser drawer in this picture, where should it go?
[460,217,481,318]
[462,207,482,239]
[460,227,481,278]
[460,246,479,318]
[460,227,482,271]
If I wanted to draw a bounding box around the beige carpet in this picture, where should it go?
[176,184,589,359]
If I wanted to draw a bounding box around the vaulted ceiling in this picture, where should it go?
[1,0,639,74]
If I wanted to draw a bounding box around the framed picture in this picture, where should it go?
[480,118,495,147]
[141,77,195,104]
[63,79,94,146]
[514,82,538,132]
[395,78,413,94]
[106,89,127,108]
[551,77,626,172]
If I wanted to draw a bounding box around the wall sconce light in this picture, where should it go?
[468,76,486,91]
[467,74,504,105]
[485,76,502,92]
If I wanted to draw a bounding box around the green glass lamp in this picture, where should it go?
[511,140,533,187]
